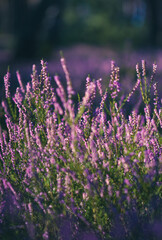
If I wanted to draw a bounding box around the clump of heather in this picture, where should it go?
[0,57,161,240]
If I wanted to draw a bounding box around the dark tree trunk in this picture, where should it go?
[12,0,32,58]
[13,0,64,59]
[146,0,159,47]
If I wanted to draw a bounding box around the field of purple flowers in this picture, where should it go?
[0,51,162,239]
[1,45,162,100]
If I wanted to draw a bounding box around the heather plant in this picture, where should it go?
[0,56,161,240]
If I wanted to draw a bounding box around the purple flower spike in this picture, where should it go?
[4,71,10,98]
[109,61,120,99]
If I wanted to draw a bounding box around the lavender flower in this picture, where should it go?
[109,61,120,99]
[97,78,103,96]
[153,82,159,108]
[3,71,10,98]
[60,57,75,99]
[126,78,140,102]
[0,57,161,240]
[16,71,25,93]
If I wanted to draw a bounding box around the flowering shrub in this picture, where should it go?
[0,57,161,240]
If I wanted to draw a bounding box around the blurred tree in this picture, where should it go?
[1,0,162,57]
[13,0,65,59]
[145,0,161,47]
[123,0,161,46]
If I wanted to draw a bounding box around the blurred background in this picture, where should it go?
[0,0,162,105]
